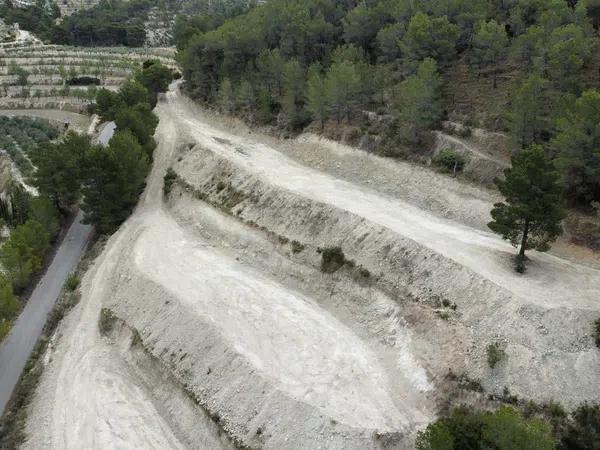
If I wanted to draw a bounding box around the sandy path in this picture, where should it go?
[435,132,510,167]
[164,97,600,311]
[24,93,191,449]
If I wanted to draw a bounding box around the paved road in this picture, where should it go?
[0,211,92,415]
[98,121,116,146]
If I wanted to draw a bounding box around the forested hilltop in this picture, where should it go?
[0,0,253,46]
[177,0,600,215]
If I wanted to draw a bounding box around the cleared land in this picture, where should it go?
[23,84,600,449]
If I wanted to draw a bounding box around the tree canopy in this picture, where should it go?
[488,145,565,271]
[416,406,556,450]
[81,130,149,234]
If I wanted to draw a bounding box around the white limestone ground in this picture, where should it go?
[24,83,600,449]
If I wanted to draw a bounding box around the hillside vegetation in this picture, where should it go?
[0,58,173,343]
[0,0,254,47]
[0,117,62,341]
[178,0,600,214]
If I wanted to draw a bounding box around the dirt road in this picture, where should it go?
[25,85,432,448]
[166,98,600,311]
[23,84,600,448]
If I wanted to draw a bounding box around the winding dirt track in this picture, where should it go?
[25,85,431,448]
[24,84,600,448]
[166,97,600,311]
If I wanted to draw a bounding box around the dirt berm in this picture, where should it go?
[23,86,599,450]
[170,140,599,409]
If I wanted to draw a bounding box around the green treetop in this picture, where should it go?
[488,145,565,272]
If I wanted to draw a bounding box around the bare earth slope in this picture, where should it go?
[24,85,600,449]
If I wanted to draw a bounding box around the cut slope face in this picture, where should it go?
[24,85,431,450]
[164,92,599,407]
[133,209,424,432]
[24,84,599,449]
[170,105,598,311]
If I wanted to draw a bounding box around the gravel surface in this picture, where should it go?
[23,83,600,449]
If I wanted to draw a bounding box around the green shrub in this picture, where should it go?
[163,168,178,197]
[594,317,600,348]
[357,267,370,279]
[457,375,483,393]
[291,240,305,254]
[487,342,506,368]
[98,308,117,335]
[458,126,472,138]
[560,403,600,449]
[65,274,80,292]
[437,311,450,320]
[1,220,50,292]
[432,149,466,174]
[320,246,346,273]
[131,329,142,346]
[416,406,556,450]
[0,320,12,342]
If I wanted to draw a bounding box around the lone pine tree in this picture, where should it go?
[488,146,565,272]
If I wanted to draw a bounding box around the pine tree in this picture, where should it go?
[0,274,19,340]
[504,75,551,149]
[30,132,89,213]
[29,196,60,240]
[488,145,565,272]
[392,57,443,145]
[81,130,149,234]
[305,62,328,130]
[325,60,361,123]
[471,20,509,88]
[400,12,460,66]
[236,80,256,117]
[552,89,600,205]
[1,220,50,291]
[217,78,235,114]
[280,59,305,130]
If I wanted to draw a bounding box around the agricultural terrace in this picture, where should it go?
[0,44,176,113]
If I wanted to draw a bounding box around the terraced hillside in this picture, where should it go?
[0,44,176,113]
[19,83,600,450]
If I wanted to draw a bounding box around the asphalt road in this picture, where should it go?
[98,121,116,146]
[0,211,92,415]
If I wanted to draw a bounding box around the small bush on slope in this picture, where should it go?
[163,168,178,197]
[65,274,80,292]
[432,149,466,174]
[320,246,347,273]
[487,342,506,369]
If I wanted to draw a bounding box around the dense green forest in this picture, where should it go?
[31,60,173,234]
[177,0,600,211]
[0,0,153,45]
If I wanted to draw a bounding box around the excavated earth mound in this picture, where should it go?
[23,85,600,449]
